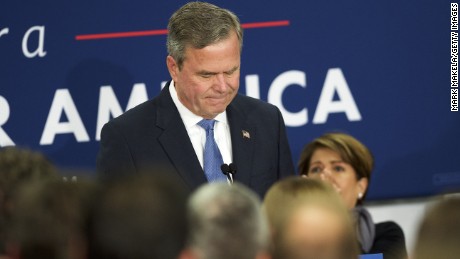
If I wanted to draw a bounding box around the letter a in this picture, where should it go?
[22,25,47,58]
[95,83,148,140]
[40,89,89,145]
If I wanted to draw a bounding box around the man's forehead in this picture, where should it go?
[182,51,240,71]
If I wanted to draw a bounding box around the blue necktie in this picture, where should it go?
[197,119,227,182]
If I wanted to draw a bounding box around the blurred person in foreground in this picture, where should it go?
[414,197,460,259]
[263,177,358,259]
[87,173,189,259]
[0,146,58,256]
[5,179,97,259]
[182,183,270,259]
[97,1,294,197]
[298,133,407,259]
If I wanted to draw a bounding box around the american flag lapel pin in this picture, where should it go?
[242,130,250,139]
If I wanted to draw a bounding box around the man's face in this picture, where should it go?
[167,31,241,119]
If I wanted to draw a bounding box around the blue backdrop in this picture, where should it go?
[1,0,458,200]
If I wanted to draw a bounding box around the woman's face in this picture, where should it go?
[306,148,368,209]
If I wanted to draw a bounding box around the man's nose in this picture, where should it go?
[214,73,227,92]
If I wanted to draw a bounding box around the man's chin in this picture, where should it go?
[201,108,226,119]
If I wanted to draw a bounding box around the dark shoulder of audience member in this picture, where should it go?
[369,221,407,259]
[414,196,460,259]
[0,146,59,255]
[6,177,97,259]
[87,172,189,259]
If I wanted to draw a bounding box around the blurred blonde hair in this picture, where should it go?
[414,197,460,259]
[263,177,358,259]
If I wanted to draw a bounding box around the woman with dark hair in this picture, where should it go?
[298,133,407,259]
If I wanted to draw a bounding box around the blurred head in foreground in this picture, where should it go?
[414,197,460,259]
[183,182,270,259]
[0,146,58,255]
[264,177,358,259]
[87,173,189,259]
[7,179,97,259]
[0,146,58,208]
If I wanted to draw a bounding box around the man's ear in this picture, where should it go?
[166,55,179,82]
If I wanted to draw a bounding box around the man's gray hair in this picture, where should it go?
[187,183,269,259]
[167,1,243,69]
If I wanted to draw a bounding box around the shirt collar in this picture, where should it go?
[169,80,228,128]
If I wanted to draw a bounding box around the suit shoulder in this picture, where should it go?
[107,98,157,129]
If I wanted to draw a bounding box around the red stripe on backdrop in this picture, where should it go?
[75,20,290,41]
[242,20,290,29]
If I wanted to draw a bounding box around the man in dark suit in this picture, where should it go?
[97,2,294,197]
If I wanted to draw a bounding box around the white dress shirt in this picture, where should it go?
[169,81,233,169]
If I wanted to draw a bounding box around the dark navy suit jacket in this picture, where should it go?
[97,81,295,197]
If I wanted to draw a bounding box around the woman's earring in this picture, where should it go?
[358,193,363,199]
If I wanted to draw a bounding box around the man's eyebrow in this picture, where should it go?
[224,66,239,75]
[196,66,239,75]
[225,66,239,73]
[196,70,217,75]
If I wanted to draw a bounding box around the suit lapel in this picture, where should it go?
[227,96,255,186]
[156,82,207,189]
